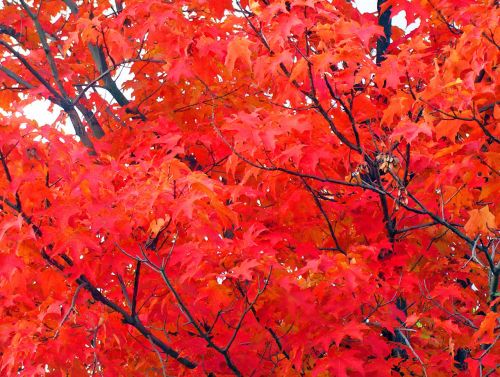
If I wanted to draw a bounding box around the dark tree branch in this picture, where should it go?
[19,0,69,97]
[0,150,13,183]
[394,222,438,234]
[74,102,105,139]
[323,75,361,149]
[0,66,34,89]
[300,177,345,254]
[234,282,290,360]
[482,31,500,50]
[88,43,130,106]
[122,239,272,376]
[235,2,361,153]
[376,0,392,64]
[223,268,272,353]
[1,168,196,369]
[54,283,85,338]
[420,98,499,144]
[155,262,243,376]
[77,274,197,369]
[72,57,163,106]
[0,24,21,39]
[378,191,396,243]
[66,106,97,151]
[428,0,463,35]
[1,6,105,144]
[478,101,500,113]
[402,144,411,186]
[0,40,61,100]
[131,261,141,317]
[200,78,376,193]
[62,0,79,14]
[117,273,133,309]
[388,170,489,254]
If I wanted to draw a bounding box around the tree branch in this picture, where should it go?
[88,43,129,106]
[1,177,196,370]
[0,40,61,100]
[376,0,392,64]
[300,177,345,254]
[54,283,85,338]
[62,0,79,14]
[19,0,69,97]
[0,65,34,89]
[131,261,141,317]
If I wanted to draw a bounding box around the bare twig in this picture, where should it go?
[131,261,142,317]
[300,177,345,254]
[19,0,69,97]
[397,330,427,377]
[117,273,133,309]
[147,335,168,377]
[54,283,85,338]
[0,66,34,89]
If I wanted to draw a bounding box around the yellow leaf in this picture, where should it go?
[444,78,463,88]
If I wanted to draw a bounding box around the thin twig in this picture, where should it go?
[131,261,142,317]
[54,283,85,338]
[147,335,168,377]
[397,330,427,377]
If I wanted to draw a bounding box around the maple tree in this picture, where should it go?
[0,0,499,375]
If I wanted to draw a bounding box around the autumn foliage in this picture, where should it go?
[0,0,499,375]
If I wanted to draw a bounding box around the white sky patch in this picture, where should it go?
[24,100,61,125]
[353,0,378,13]
[392,11,421,33]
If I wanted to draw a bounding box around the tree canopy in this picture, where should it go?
[0,0,498,376]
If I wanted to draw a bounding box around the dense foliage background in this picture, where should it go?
[0,0,498,375]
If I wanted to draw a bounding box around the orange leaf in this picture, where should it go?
[225,37,253,76]
[464,206,496,236]
[473,312,500,343]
